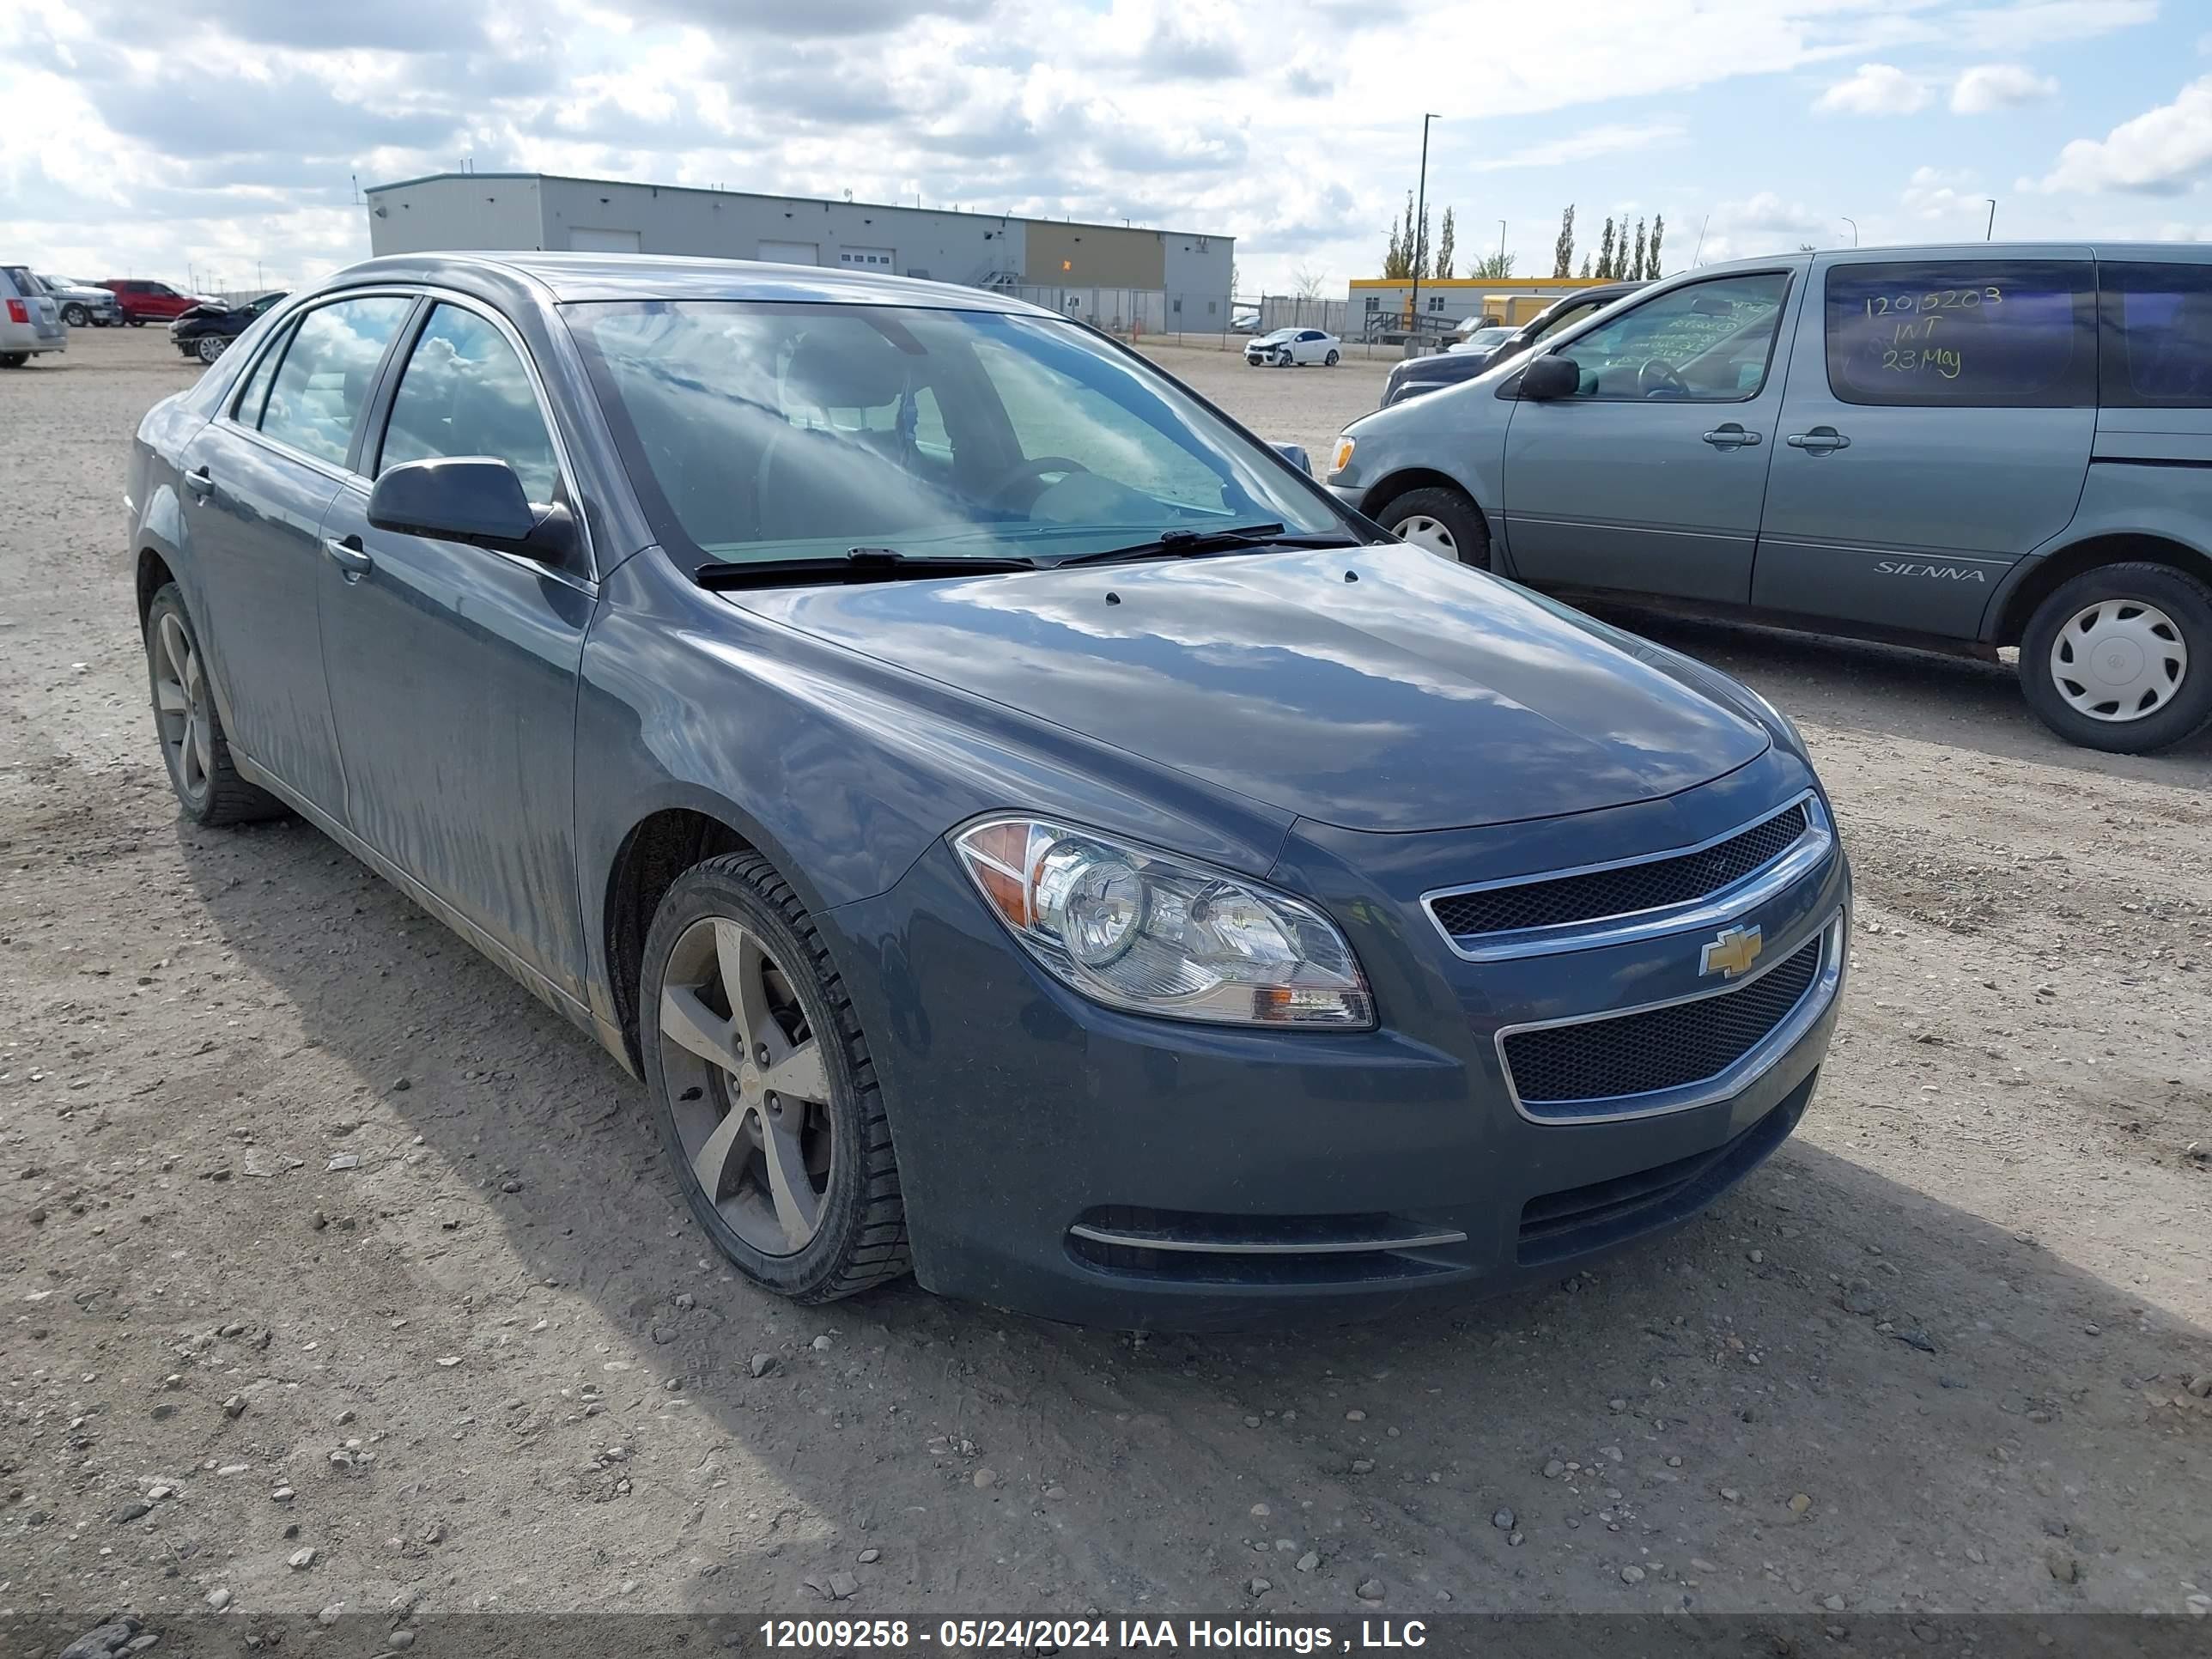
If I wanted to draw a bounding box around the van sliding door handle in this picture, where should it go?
[1786,428,1851,453]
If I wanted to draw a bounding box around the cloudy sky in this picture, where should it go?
[3,0,2209,297]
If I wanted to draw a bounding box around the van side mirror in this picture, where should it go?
[1518,356,1581,401]
[368,456,575,567]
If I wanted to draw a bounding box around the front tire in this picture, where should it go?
[195,335,228,364]
[1379,484,1492,569]
[63,303,89,327]
[641,854,909,1304]
[143,584,286,823]
[2020,562,2212,752]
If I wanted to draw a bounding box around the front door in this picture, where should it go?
[178,294,415,811]
[315,300,592,1000]
[1499,268,1803,605]
[1753,253,2098,638]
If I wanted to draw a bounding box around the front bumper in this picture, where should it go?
[817,757,1849,1329]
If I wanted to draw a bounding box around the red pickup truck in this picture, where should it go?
[99,279,208,325]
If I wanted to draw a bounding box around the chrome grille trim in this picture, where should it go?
[1494,912,1846,1126]
[1066,1223,1468,1255]
[1422,791,1832,963]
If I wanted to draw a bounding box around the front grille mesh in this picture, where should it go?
[1432,803,1810,939]
[1504,935,1822,1110]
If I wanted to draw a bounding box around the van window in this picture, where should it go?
[1824,260,2094,408]
[2098,261,2212,407]
[1549,272,1791,401]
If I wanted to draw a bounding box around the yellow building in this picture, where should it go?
[1349,276,1618,331]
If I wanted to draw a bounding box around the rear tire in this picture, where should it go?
[0,353,25,369]
[1377,484,1492,569]
[2020,562,2212,753]
[143,585,287,824]
[1325,349,1340,367]
[641,853,910,1304]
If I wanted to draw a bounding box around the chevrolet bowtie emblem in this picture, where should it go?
[1700,924,1764,980]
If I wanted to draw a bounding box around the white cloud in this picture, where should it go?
[1814,64,1929,116]
[2033,75,2212,195]
[1900,164,1993,225]
[1467,124,1685,171]
[1955,0,2155,51]
[1951,62,2057,113]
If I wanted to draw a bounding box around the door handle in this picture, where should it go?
[1786,427,1851,453]
[323,535,374,581]
[184,466,214,496]
[1702,424,1761,449]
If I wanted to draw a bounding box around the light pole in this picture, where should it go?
[1841,216,1857,246]
[1409,113,1438,337]
[1497,219,1507,270]
[1984,198,1996,240]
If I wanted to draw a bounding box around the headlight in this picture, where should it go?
[952,817,1374,1029]
[1329,436,1355,476]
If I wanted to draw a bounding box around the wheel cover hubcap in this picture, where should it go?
[2048,599,2188,722]
[154,612,212,802]
[1395,514,1456,556]
[658,916,833,1256]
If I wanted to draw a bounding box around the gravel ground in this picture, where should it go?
[3,328,2209,1632]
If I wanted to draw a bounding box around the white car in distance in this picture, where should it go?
[1244,326,1340,368]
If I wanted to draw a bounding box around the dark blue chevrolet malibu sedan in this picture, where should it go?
[126,253,1849,1328]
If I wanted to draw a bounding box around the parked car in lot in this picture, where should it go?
[1245,326,1340,368]
[1448,325,1516,356]
[101,278,212,325]
[126,252,1849,1326]
[1331,245,2212,753]
[171,290,286,363]
[1383,283,1642,409]
[37,274,119,328]
[0,264,69,367]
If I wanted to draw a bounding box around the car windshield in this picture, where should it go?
[569,301,1345,565]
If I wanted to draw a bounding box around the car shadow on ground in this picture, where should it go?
[1580,603,2212,779]
[169,812,2212,1612]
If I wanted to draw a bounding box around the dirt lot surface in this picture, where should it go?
[3,328,2209,1632]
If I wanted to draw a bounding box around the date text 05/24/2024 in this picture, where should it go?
[757,1619,1432,1651]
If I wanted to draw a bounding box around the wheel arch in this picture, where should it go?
[136,547,176,636]
[1987,532,2212,647]
[600,800,762,1073]
[1359,467,1491,527]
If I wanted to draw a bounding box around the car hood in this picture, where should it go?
[730,544,1769,833]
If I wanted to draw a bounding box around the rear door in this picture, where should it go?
[1752,252,2097,637]
[1500,266,1802,605]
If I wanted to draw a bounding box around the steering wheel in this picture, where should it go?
[1638,359,1691,399]
[984,454,1091,511]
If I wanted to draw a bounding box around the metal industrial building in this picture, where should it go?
[364,172,1236,319]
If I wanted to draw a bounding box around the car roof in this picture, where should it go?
[320,250,1061,314]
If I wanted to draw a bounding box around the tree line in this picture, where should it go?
[1383,201,1665,283]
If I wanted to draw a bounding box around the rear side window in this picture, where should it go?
[231,321,295,427]
[2098,261,2212,407]
[1,265,36,298]
[254,296,414,467]
[1824,260,2094,407]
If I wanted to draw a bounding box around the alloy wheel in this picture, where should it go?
[2047,599,2188,722]
[1394,514,1457,558]
[196,335,228,364]
[656,915,834,1256]
[153,611,213,805]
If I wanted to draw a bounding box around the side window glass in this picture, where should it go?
[2099,261,2212,408]
[257,297,413,466]
[1824,260,2094,407]
[379,304,561,502]
[231,322,295,428]
[1553,273,1790,401]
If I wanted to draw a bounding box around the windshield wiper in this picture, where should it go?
[1051,525,1365,569]
[694,546,1040,589]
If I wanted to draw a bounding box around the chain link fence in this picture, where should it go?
[1000,285,1400,358]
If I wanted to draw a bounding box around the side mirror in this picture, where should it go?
[1273,442,1313,476]
[368,457,549,556]
[1518,356,1581,401]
